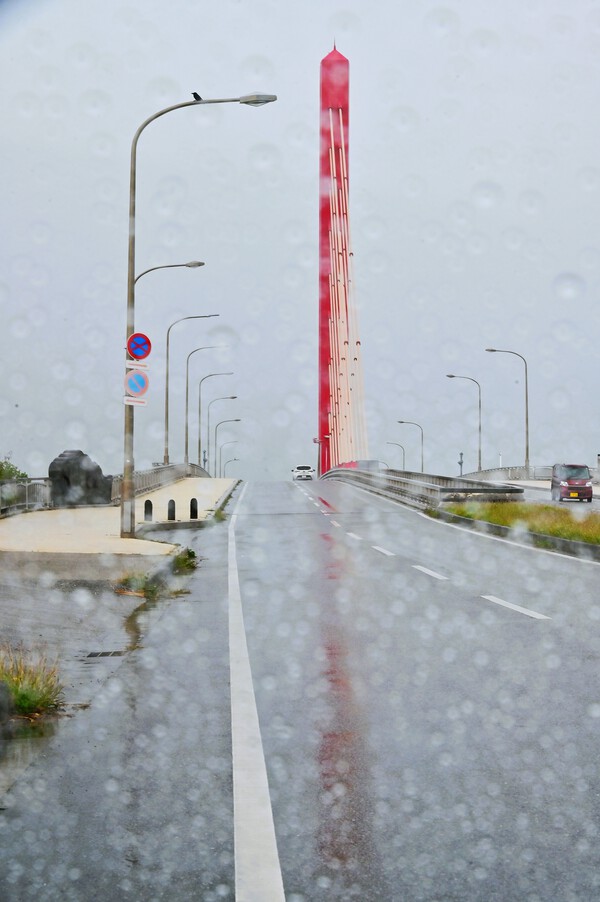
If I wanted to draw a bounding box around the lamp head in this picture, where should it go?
[446,374,456,378]
[185,261,205,268]
[485,348,497,352]
[240,93,277,106]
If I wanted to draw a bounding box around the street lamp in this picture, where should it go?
[122,262,206,535]
[121,92,277,537]
[446,374,482,472]
[198,373,234,467]
[163,315,219,465]
[224,457,239,476]
[218,440,237,477]
[485,348,529,472]
[397,420,424,473]
[207,397,237,476]
[386,441,406,470]
[215,419,241,476]
[183,346,219,465]
[134,260,204,284]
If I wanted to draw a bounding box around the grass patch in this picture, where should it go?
[115,572,160,600]
[0,646,64,715]
[443,501,600,545]
[172,547,197,574]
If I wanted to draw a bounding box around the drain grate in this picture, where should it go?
[86,651,125,658]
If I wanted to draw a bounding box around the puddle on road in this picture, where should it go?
[0,587,172,802]
[0,716,59,799]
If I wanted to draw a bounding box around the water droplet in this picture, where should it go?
[425,8,461,39]
[519,190,544,215]
[248,143,281,172]
[553,272,585,301]
[472,181,503,209]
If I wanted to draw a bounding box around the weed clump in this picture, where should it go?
[172,547,197,574]
[0,646,64,715]
[115,573,160,600]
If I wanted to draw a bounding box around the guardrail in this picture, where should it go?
[0,465,207,517]
[0,479,52,516]
[320,467,524,509]
[111,463,207,502]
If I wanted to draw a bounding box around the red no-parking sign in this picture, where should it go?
[127,332,152,361]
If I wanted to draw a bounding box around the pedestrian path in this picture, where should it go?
[0,478,235,555]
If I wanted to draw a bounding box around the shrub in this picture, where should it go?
[172,547,197,574]
[0,646,64,715]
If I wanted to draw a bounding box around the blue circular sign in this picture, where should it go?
[124,369,149,397]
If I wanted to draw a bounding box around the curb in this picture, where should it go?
[136,480,240,535]
[432,509,600,562]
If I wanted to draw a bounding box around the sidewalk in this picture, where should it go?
[0,477,235,579]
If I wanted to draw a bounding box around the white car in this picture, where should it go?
[292,465,315,480]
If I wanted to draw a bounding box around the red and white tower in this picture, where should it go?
[318,46,368,474]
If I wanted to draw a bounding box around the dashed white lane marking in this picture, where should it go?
[330,520,341,528]
[413,564,448,580]
[346,532,362,540]
[373,545,395,556]
[229,487,285,901]
[481,594,550,620]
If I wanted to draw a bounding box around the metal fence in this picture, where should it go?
[0,479,52,516]
[320,467,524,509]
[110,463,207,502]
[0,464,208,518]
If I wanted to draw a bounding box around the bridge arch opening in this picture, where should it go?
[167,499,176,521]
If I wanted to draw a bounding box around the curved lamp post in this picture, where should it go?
[218,440,238,477]
[207,397,237,476]
[134,260,204,284]
[386,441,406,470]
[397,420,424,473]
[198,373,234,467]
[183,346,218,465]
[446,374,482,472]
[224,457,239,476]
[121,92,277,537]
[163,315,218,465]
[215,419,241,476]
[485,348,529,472]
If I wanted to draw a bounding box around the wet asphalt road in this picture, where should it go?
[1,479,600,900]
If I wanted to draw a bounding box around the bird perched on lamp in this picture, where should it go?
[192,92,202,101]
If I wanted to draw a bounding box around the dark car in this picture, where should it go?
[551,463,593,502]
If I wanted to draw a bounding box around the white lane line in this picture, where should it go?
[373,545,395,556]
[229,488,285,902]
[346,532,362,540]
[330,520,341,528]
[413,564,448,580]
[481,594,550,620]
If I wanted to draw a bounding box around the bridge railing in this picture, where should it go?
[320,467,524,509]
[0,479,52,516]
[111,463,207,502]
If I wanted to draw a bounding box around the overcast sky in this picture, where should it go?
[1,0,600,480]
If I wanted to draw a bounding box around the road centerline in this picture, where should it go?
[481,594,550,620]
[413,564,447,580]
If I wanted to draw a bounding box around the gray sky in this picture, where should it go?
[1,0,599,480]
